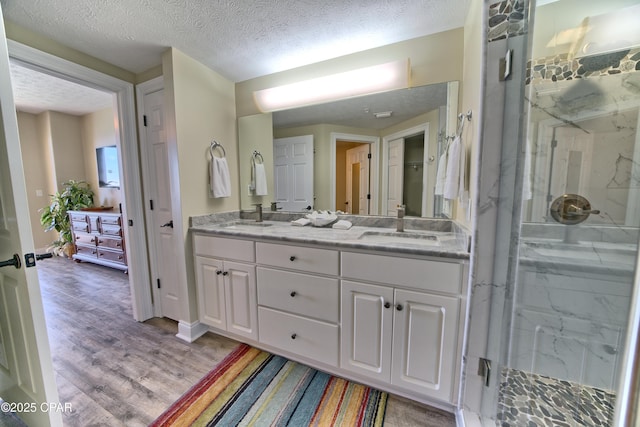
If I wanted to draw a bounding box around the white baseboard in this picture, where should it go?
[456,408,483,427]
[176,320,208,343]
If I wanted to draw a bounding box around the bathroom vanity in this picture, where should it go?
[190,214,470,408]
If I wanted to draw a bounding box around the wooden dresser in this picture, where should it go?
[68,210,128,272]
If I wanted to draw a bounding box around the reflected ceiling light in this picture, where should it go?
[253,59,410,112]
[374,111,392,118]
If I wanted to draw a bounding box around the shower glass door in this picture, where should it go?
[484,1,640,426]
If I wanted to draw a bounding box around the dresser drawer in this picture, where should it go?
[193,234,255,262]
[98,249,126,265]
[74,233,96,246]
[69,213,87,222]
[100,215,121,225]
[258,307,338,366]
[72,221,89,233]
[97,236,124,250]
[256,242,338,275]
[257,267,339,322]
[76,245,97,257]
[341,252,462,294]
[101,225,122,237]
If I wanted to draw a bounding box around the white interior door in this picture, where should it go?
[273,135,314,211]
[387,138,404,215]
[550,126,594,200]
[141,87,181,321]
[0,10,62,425]
[346,144,370,215]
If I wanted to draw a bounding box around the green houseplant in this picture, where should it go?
[40,180,94,256]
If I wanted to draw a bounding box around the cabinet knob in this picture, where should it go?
[384,302,391,309]
[290,291,297,297]
[216,270,222,275]
[291,333,297,340]
[222,271,229,276]
[98,240,103,244]
[396,304,403,311]
[289,256,296,262]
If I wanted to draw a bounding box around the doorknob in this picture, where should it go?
[161,220,174,228]
[0,254,21,269]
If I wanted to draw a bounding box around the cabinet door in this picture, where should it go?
[195,256,227,330]
[224,261,258,341]
[392,289,459,401]
[340,280,393,382]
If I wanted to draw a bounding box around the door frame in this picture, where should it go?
[8,40,154,321]
[381,123,429,217]
[330,132,379,214]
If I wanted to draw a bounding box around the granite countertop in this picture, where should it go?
[190,212,470,260]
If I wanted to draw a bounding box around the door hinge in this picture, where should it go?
[157,278,161,289]
[367,153,372,159]
[143,115,148,127]
[150,199,154,211]
[551,139,558,149]
[367,194,371,200]
[499,49,513,81]
[478,358,492,387]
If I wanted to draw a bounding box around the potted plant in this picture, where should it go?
[40,180,94,257]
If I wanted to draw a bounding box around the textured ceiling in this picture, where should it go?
[9,61,113,115]
[0,0,469,82]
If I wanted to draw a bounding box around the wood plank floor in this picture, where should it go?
[37,256,455,426]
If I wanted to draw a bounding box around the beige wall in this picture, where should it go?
[48,111,86,186]
[82,107,122,209]
[459,0,484,229]
[236,29,464,118]
[163,47,237,322]
[17,112,50,249]
[238,113,274,210]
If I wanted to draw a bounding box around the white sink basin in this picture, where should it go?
[357,230,440,246]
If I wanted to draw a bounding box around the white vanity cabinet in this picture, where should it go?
[193,235,258,341]
[341,252,462,403]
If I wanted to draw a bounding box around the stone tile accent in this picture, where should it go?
[526,48,640,85]
[488,0,527,42]
[497,368,616,426]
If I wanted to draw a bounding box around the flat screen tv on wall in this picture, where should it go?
[96,145,120,189]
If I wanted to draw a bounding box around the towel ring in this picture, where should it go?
[252,150,264,164]
[210,140,226,158]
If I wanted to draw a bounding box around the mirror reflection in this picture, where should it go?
[238,81,459,217]
[523,72,640,227]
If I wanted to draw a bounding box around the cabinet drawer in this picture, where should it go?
[74,233,96,246]
[76,245,97,257]
[257,267,339,322]
[101,225,122,237]
[193,234,255,262]
[258,307,338,366]
[256,242,338,275]
[69,213,87,222]
[341,252,462,294]
[100,215,121,225]
[97,236,124,250]
[98,249,126,264]
[72,222,89,233]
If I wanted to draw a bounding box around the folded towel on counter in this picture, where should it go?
[291,218,311,226]
[254,163,268,196]
[332,220,352,230]
[210,156,231,198]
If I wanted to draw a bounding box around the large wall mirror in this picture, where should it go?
[238,81,460,218]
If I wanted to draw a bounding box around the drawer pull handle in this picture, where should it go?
[291,333,297,340]
[216,270,222,275]
[222,271,229,276]
[290,291,297,297]
[396,304,403,311]
[289,256,296,262]
[384,302,391,309]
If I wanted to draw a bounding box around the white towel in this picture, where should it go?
[332,220,352,230]
[254,163,268,196]
[443,135,467,201]
[434,150,448,196]
[210,156,231,198]
[291,218,311,226]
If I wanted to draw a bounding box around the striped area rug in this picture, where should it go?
[151,344,388,426]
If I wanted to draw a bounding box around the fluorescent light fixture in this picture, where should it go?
[374,111,392,118]
[253,59,410,112]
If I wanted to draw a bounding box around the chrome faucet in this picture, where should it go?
[396,205,405,232]
[253,203,263,222]
[270,201,281,212]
